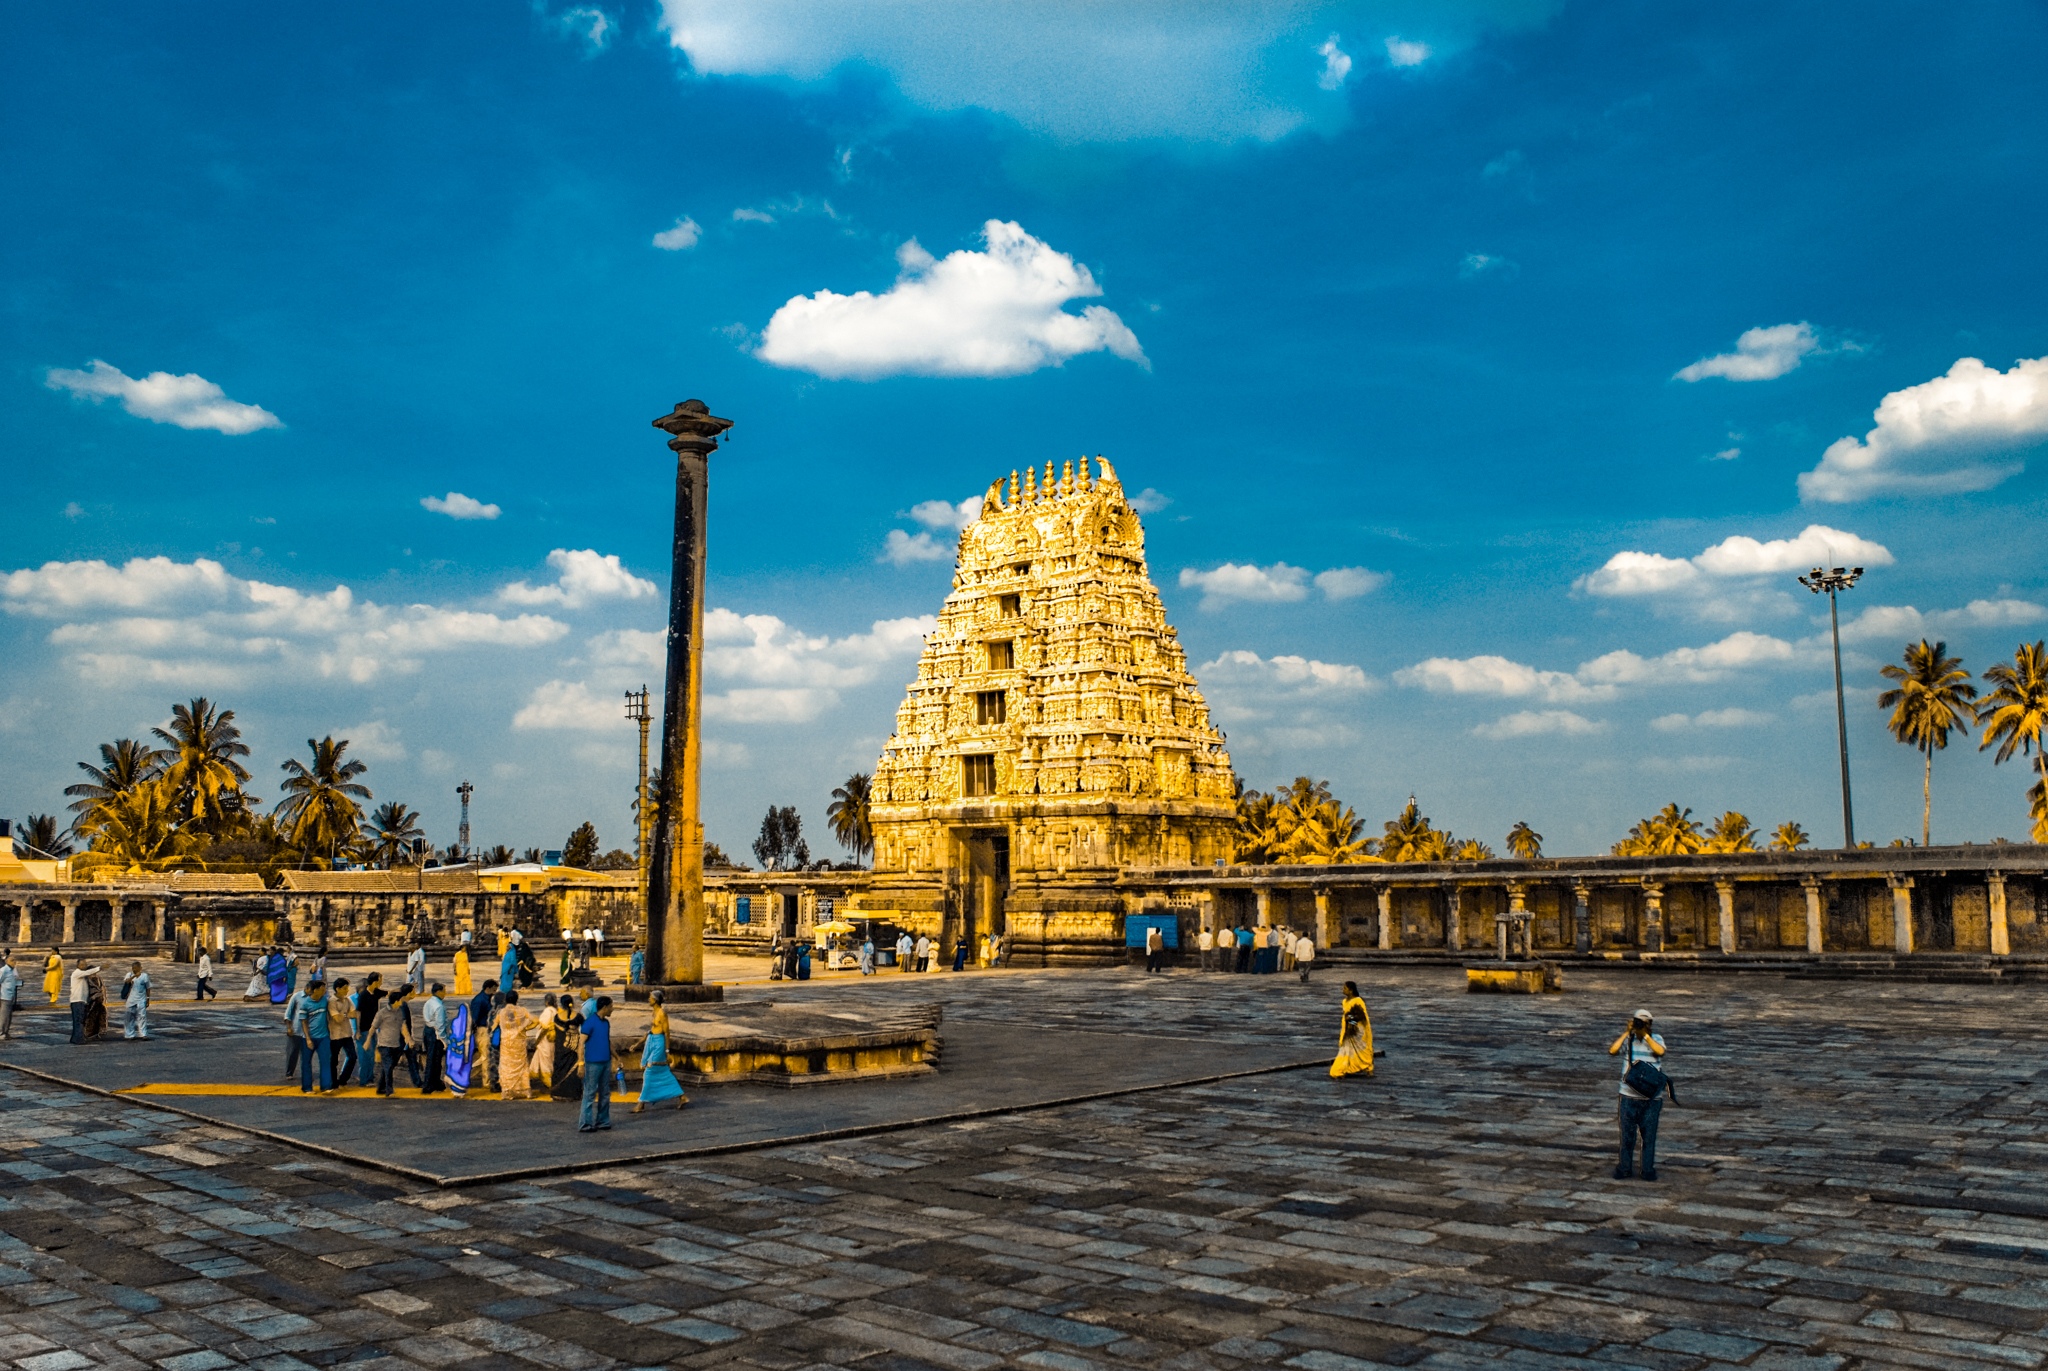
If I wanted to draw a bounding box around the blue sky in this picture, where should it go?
[6,0,2048,860]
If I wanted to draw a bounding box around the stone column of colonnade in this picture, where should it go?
[1443,884,1462,950]
[1573,883,1591,952]
[1376,888,1392,950]
[1714,881,1737,954]
[1640,883,1664,953]
[14,900,28,945]
[1989,872,2010,956]
[1801,878,1824,953]
[1887,876,1915,953]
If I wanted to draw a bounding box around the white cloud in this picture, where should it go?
[1199,650,1376,696]
[755,221,1147,380]
[731,206,775,223]
[336,720,408,760]
[1650,708,1776,732]
[1575,524,1894,621]
[63,502,85,520]
[1459,253,1517,279]
[1675,322,1833,383]
[1313,567,1387,601]
[44,360,281,435]
[552,5,614,53]
[1799,355,2048,503]
[1472,709,1604,740]
[881,530,953,566]
[1179,562,1309,610]
[907,497,980,532]
[0,555,567,686]
[513,680,621,731]
[1384,36,1431,66]
[498,549,658,609]
[421,491,501,521]
[1198,649,1376,755]
[1317,35,1352,89]
[1396,655,1615,704]
[1712,447,1741,461]
[653,216,702,250]
[1641,755,1734,775]
[1830,598,2048,647]
[1577,631,1800,686]
[1128,487,1171,514]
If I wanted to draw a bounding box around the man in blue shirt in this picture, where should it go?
[1235,925,1254,973]
[578,995,620,1132]
[420,981,448,1094]
[1609,1009,1669,1181]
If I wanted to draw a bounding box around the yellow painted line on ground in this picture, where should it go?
[115,1083,559,1101]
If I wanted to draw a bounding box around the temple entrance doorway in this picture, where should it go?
[956,828,1009,963]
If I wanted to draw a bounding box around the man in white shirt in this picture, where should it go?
[896,932,914,972]
[1609,1009,1669,1181]
[195,949,217,1000]
[420,981,449,1094]
[1295,932,1316,983]
[915,934,931,973]
[1197,928,1215,972]
[121,961,151,1040]
[69,963,101,1044]
[406,943,426,995]
[0,951,19,1039]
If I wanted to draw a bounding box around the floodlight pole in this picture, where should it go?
[625,685,652,948]
[456,780,474,859]
[1798,566,1863,849]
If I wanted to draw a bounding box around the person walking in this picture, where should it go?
[1295,931,1316,983]
[897,932,914,972]
[630,990,688,1114]
[578,995,620,1132]
[298,980,334,1093]
[1145,923,1165,973]
[369,986,415,1096]
[0,951,18,1039]
[406,942,426,996]
[1330,980,1373,1078]
[329,977,359,1087]
[452,943,472,996]
[194,948,217,1000]
[421,981,448,1094]
[1610,1010,1668,1181]
[120,961,151,1040]
[951,937,968,972]
[858,937,875,976]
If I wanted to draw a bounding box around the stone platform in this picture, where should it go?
[1465,957,1564,992]
[665,1000,942,1086]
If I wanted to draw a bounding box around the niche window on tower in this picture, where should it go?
[962,753,997,797]
[987,640,1015,671]
[998,594,1021,618]
[977,690,1007,725]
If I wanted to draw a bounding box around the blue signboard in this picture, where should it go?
[1126,913,1179,948]
[735,896,750,924]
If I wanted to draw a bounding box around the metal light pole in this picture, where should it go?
[456,780,474,859]
[625,684,652,943]
[1798,565,1863,849]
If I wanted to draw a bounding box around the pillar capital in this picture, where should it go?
[1640,881,1665,901]
[1886,872,1914,890]
[1714,878,1737,894]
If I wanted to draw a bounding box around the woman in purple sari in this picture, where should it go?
[266,949,289,1004]
[445,1002,473,1097]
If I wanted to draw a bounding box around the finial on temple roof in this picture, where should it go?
[1008,470,1019,505]
[1078,456,1091,493]
[1044,460,1055,498]
[1024,465,1038,503]
[1061,459,1074,498]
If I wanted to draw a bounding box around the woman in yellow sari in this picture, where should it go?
[493,991,540,1099]
[1331,980,1374,1079]
[530,993,559,1088]
[43,949,63,1004]
[452,945,472,996]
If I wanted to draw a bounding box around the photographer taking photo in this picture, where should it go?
[1608,1009,1669,1180]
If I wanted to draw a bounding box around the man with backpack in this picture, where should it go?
[1608,1009,1669,1181]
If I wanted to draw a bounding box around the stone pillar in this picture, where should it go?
[109,899,124,943]
[1801,878,1824,954]
[1989,872,2010,956]
[1641,882,1664,953]
[61,899,77,944]
[13,901,27,946]
[1506,883,1529,958]
[1313,888,1337,949]
[646,399,732,997]
[1888,875,1915,954]
[1442,884,1462,950]
[1376,887,1392,950]
[1254,887,1271,927]
[1573,883,1591,953]
[1715,881,1737,955]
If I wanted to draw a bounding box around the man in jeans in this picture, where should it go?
[578,996,620,1132]
[420,981,448,1094]
[1608,1009,1667,1180]
[0,951,19,1039]
[369,986,416,1096]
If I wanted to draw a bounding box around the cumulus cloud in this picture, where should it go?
[652,216,702,250]
[1674,322,1839,383]
[907,497,980,532]
[1396,656,1615,705]
[421,491,501,520]
[1128,488,1171,514]
[1199,649,1376,754]
[1472,709,1604,740]
[732,206,776,223]
[513,680,620,731]
[551,5,614,53]
[1384,36,1431,66]
[1313,567,1387,601]
[336,720,408,760]
[498,549,657,609]
[1316,35,1352,89]
[1575,524,1894,621]
[1180,563,1309,609]
[756,222,1146,380]
[1200,650,1375,696]
[0,555,566,687]
[1459,253,1517,280]
[1829,598,2048,647]
[1799,355,2048,503]
[1398,630,1808,705]
[1651,708,1775,732]
[1577,631,1800,686]
[44,360,281,435]
[881,531,953,565]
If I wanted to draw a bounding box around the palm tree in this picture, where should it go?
[1878,639,1977,847]
[1505,822,1542,859]
[363,802,426,867]
[1453,838,1495,860]
[64,739,167,830]
[74,779,201,871]
[1380,796,1450,862]
[1979,641,2048,839]
[1703,811,1759,853]
[1616,804,1703,856]
[1769,821,1811,851]
[482,844,514,866]
[1232,785,1279,863]
[827,773,874,864]
[276,736,372,867]
[1275,796,1375,864]
[151,698,255,831]
[13,815,73,859]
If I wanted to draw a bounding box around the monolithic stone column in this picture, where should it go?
[1443,884,1462,950]
[1254,887,1271,927]
[1376,887,1393,950]
[60,899,77,944]
[1801,877,1825,954]
[1313,888,1336,949]
[1988,871,2010,956]
[1888,875,1915,953]
[1573,883,1591,953]
[646,400,732,996]
[1507,883,1529,958]
[1641,882,1664,953]
[110,900,124,943]
[13,901,27,945]
[1715,880,1737,955]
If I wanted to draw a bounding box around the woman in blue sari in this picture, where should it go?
[630,991,687,1113]
[499,937,519,996]
[628,943,645,986]
[265,948,289,1004]
[445,1001,473,1096]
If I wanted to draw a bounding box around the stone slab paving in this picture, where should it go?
[0,965,2043,1369]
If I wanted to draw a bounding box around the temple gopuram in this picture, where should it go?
[850,456,1236,963]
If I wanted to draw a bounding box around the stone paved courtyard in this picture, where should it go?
[0,964,2045,1370]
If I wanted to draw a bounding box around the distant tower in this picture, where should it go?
[456,780,474,857]
[624,685,653,933]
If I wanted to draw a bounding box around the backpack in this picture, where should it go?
[1623,1037,1678,1104]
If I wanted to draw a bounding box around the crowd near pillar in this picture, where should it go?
[1989,872,2010,956]
[1888,876,1915,953]
[1573,883,1591,953]
[1801,878,1825,953]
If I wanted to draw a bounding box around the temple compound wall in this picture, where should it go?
[841,456,1238,964]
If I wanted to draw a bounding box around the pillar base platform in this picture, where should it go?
[661,1001,942,1086]
[1465,959,1563,994]
[625,982,726,1003]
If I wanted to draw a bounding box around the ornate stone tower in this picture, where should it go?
[855,455,1235,965]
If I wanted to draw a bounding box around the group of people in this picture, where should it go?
[1,949,155,1044]
[1195,924,1317,981]
[888,931,1002,973]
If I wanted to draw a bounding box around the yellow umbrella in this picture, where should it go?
[814,920,858,934]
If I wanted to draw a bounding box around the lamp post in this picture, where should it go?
[1798,565,1863,849]
[625,684,652,944]
[456,780,474,860]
